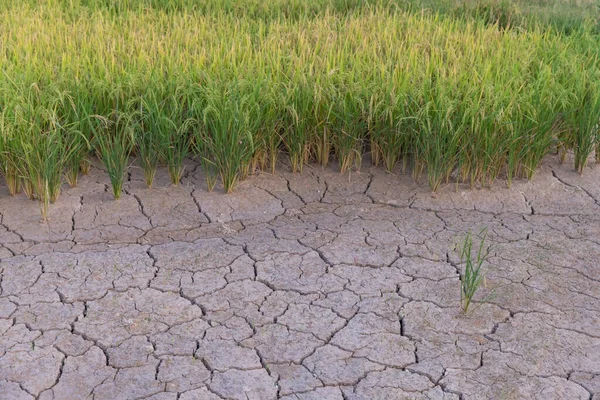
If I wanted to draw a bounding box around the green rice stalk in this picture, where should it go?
[199,80,261,193]
[311,87,332,168]
[328,88,368,173]
[21,178,36,200]
[158,90,196,186]
[202,156,218,192]
[0,116,22,195]
[459,228,490,314]
[133,96,160,188]
[284,83,315,173]
[572,82,600,174]
[64,128,91,187]
[91,112,134,200]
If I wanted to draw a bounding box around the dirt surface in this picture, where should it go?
[1,155,599,400]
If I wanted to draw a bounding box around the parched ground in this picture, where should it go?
[1,155,599,400]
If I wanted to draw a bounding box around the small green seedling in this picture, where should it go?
[459,228,490,314]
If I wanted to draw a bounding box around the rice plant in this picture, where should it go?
[414,92,463,192]
[0,113,22,196]
[164,117,194,186]
[190,95,219,192]
[61,95,92,188]
[10,88,86,219]
[368,89,415,173]
[133,96,161,188]
[459,228,491,314]
[328,87,368,173]
[91,112,134,200]
[284,83,316,173]
[20,127,67,220]
[252,87,282,174]
[63,128,91,188]
[199,154,219,192]
[198,80,263,193]
[570,73,600,174]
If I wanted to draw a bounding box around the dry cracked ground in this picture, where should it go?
[1,155,599,400]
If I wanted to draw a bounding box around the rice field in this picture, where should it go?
[0,0,599,219]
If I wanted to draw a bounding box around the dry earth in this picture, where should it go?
[1,155,599,400]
